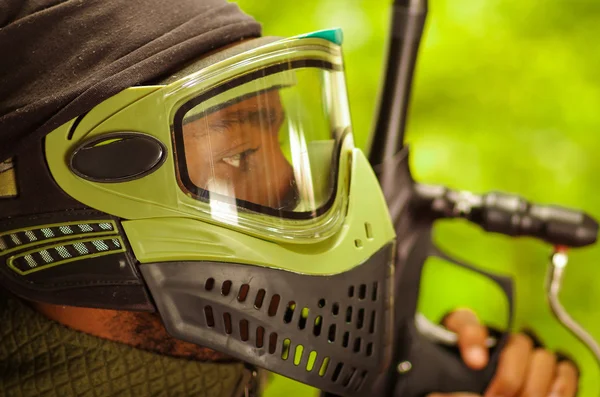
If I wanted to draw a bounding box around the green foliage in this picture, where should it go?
[232,1,600,395]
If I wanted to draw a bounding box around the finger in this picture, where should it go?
[548,361,579,397]
[444,309,489,369]
[484,333,534,397]
[518,348,557,397]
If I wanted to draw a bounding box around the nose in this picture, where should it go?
[277,177,300,211]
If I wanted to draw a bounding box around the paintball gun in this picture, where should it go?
[363,0,600,396]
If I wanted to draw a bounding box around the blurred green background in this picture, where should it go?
[232,1,600,395]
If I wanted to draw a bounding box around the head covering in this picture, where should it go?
[0,0,262,162]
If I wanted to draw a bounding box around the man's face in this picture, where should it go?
[181,89,297,210]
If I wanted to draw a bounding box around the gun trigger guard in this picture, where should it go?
[429,243,515,328]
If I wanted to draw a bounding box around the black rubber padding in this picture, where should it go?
[140,243,395,397]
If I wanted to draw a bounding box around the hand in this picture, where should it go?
[427,309,579,397]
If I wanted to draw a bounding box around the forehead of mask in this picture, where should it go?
[180,68,336,211]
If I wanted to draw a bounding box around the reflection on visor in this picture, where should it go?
[174,61,346,220]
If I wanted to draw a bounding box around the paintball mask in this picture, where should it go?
[0,31,396,396]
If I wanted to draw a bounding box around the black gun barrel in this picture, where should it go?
[414,184,599,248]
[368,0,428,168]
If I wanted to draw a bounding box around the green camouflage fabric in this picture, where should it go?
[0,295,247,397]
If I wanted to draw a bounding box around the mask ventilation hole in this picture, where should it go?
[353,337,362,353]
[343,368,357,387]
[342,331,350,348]
[268,294,280,317]
[355,370,368,391]
[348,286,354,298]
[254,289,266,309]
[313,316,323,336]
[318,298,326,308]
[366,343,373,357]
[221,280,232,296]
[256,326,265,348]
[239,319,249,341]
[282,339,291,360]
[204,306,214,328]
[306,351,318,372]
[294,345,304,366]
[354,239,363,248]
[237,284,249,302]
[223,312,232,334]
[332,303,340,316]
[357,309,365,329]
[332,362,344,382]
[284,301,296,324]
[369,311,376,334]
[298,307,309,329]
[269,333,278,354]
[365,222,373,239]
[319,357,331,377]
[359,284,366,300]
[205,278,214,291]
[346,307,353,323]
[328,324,337,342]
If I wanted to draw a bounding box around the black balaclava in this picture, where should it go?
[0,0,262,162]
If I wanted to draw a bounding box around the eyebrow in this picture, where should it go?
[184,106,286,138]
[219,107,286,129]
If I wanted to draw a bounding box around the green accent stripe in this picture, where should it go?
[297,28,344,45]
[7,236,125,276]
[0,220,118,256]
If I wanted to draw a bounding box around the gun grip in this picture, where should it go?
[392,242,515,396]
[394,323,511,396]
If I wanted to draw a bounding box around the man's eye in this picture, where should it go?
[222,153,242,168]
[222,148,258,168]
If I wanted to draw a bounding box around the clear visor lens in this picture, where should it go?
[174,62,348,220]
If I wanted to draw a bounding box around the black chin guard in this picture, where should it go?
[140,243,395,397]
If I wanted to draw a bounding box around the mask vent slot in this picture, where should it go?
[256,326,265,348]
[268,294,280,317]
[342,331,350,348]
[205,278,214,291]
[358,284,366,300]
[298,307,309,329]
[283,301,296,323]
[221,280,232,296]
[223,312,232,334]
[369,311,376,334]
[332,362,344,382]
[313,316,323,336]
[239,319,249,341]
[332,303,340,316]
[328,324,337,342]
[269,332,278,354]
[366,342,373,357]
[254,289,266,309]
[357,309,365,329]
[237,284,249,302]
[204,306,214,327]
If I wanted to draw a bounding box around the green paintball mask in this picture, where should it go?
[0,30,396,396]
